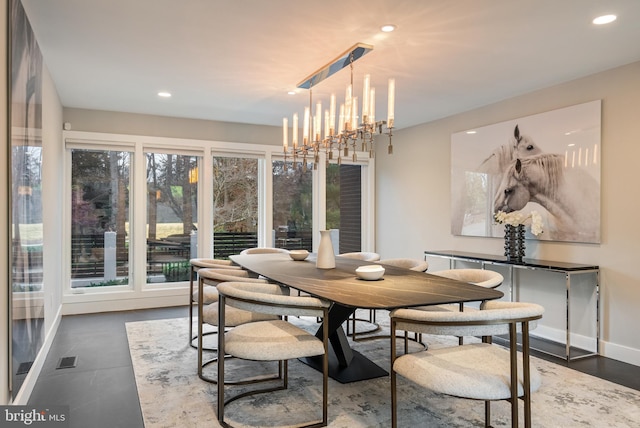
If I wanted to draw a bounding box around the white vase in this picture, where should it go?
[316,230,336,269]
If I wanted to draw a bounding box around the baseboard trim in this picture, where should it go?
[62,294,187,315]
[533,324,640,367]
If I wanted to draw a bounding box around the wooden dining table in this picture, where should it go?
[230,253,504,383]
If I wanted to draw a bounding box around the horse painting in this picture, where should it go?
[478,125,544,175]
[494,154,600,242]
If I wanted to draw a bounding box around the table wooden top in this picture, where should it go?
[230,253,503,309]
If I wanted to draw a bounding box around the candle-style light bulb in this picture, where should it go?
[362,74,370,124]
[303,107,310,145]
[338,104,345,134]
[329,94,336,136]
[315,101,322,141]
[324,110,330,141]
[387,78,395,128]
[370,87,376,128]
[345,84,352,131]
[352,96,358,131]
[282,117,288,151]
[292,113,298,149]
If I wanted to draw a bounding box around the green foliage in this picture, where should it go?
[163,261,191,282]
[84,278,129,287]
[12,283,42,292]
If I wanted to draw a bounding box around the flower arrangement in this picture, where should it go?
[494,210,544,236]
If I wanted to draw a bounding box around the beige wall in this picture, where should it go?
[41,65,64,332]
[63,108,282,147]
[375,61,640,365]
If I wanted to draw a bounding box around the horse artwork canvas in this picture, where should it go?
[450,100,601,243]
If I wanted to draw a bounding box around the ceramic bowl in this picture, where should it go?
[289,249,309,261]
[355,265,385,280]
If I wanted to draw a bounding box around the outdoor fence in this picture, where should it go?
[70,230,313,279]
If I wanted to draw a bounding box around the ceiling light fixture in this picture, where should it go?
[592,14,617,25]
[381,24,397,32]
[157,91,172,98]
[282,43,396,170]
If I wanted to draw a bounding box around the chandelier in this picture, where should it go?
[282,43,395,170]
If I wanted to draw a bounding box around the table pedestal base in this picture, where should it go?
[300,350,388,384]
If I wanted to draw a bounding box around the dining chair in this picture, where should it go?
[390,300,544,428]
[216,281,330,428]
[339,251,381,261]
[189,262,249,348]
[188,260,242,347]
[414,268,504,346]
[197,270,275,382]
[378,258,429,272]
[239,247,290,255]
[430,268,503,288]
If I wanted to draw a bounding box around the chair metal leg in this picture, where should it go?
[509,323,518,428]
[485,401,491,427]
[189,265,196,345]
[522,321,532,428]
[391,318,398,428]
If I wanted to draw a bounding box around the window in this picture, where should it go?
[327,163,363,253]
[211,156,259,258]
[146,153,199,284]
[272,160,313,251]
[63,132,375,309]
[70,149,131,288]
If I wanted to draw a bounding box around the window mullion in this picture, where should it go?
[132,147,146,291]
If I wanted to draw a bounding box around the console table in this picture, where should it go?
[424,250,599,361]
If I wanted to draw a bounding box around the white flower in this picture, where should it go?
[494,210,544,236]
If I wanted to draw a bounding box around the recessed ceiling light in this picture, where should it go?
[593,14,617,25]
[157,91,172,98]
[466,130,477,134]
[381,24,396,33]
[287,91,296,95]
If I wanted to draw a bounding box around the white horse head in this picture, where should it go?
[478,125,544,174]
[494,153,599,242]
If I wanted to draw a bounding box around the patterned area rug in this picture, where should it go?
[126,313,640,427]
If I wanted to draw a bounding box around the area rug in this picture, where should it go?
[126,313,640,427]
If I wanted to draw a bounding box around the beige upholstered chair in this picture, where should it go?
[216,281,330,428]
[390,301,544,428]
[339,251,381,261]
[431,268,503,288]
[239,247,290,255]
[188,259,241,347]
[378,258,429,272]
[197,270,274,382]
[415,268,504,346]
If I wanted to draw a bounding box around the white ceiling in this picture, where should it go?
[21,0,640,130]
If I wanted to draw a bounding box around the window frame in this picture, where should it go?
[62,130,374,310]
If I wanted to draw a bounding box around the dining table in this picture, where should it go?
[230,253,504,383]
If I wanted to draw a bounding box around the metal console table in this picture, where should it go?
[424,250,599,361]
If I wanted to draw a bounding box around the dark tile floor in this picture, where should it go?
[27,307,640,428]
[27,306,186,428]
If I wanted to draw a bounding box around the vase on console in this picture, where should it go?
[316,230,336,269]
[504,224,525,263]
